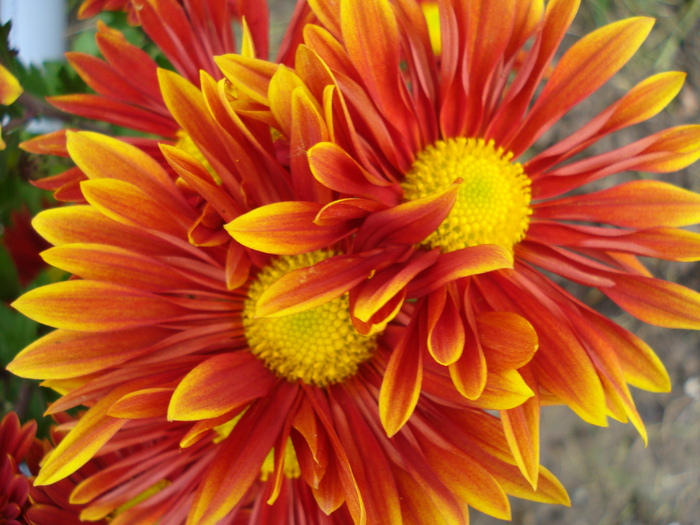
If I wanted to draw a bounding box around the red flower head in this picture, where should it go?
[0,412,37,525]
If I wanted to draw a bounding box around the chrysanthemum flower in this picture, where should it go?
[21,0,271,202]
[9,124,569,524]
[217,0,700,476]
[0,411,37,525]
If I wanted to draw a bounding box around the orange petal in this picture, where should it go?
[309,142,400,204]
[12,280,187,332]
[604,274,700,330]
[80,178,184,236]
[584,310,670,393]
[512,17,654,153]
[534,180,700,228]
[108,387,173,419]
[426,288,465,366]
[340,0,415,140]
[448,322,487,400]
[188,383,298,525]
[408,245,513,298]
[477,312,538,371]
[254,249,394,318]
[32,206,178,256]
[527,222,700,262]
[66,131,187,213]
[20,129,69,157]
[353,184,459,250]
[353,248,439,323]
[379,316,423,437]
[49,94,178,136]
[168,353,276,421]
[41,243,194,291]
[0,63,22,105]
[215,54,278,105]
[225,201,352,255]
[34,391,128,485]
[7,327,172,379]
[501,368,540,489]
[416,433,511,520]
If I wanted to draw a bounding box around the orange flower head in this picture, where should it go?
[218,0,700,471]
[8,117,566,524]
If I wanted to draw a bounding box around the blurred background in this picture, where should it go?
[0,1,698,524]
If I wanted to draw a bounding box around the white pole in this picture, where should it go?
[1,0,67,66]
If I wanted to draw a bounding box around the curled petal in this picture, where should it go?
[254,249,401,318]
[354,184,459,250]
[408,245,513,298]
[226,201,352,255]
[477,312,538,371]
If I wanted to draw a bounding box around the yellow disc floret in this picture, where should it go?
[244,251,377,387]
[402,137,532,254]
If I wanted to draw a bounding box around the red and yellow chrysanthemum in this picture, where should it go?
[214,0,700,474]
[0,411,36,525]
[9,122,568,524]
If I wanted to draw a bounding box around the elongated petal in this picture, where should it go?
[7,327,171,379]
[215,54,277,105]
[41,244,194,291]
[226,201,351,255]
[417,434,511,520]
[604,274,700,329]
[354,184,458,250]
[255,250,396,318]
[108,388,173,419]
[188,384,298,525]
[67,131,186,212]
[309,141,400,204]
[379,317,423,437]
[340,0,415,140]
[169,353,276,421]
[512,17,654,153]
[81,178,184,236]
[501,368,540,489]
[534,180,700,228]
[34,391,128,485]
[12,281,187,332]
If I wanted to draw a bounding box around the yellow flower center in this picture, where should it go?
[402,137,531,254]
[244,251,378,387]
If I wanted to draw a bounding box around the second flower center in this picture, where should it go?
[402,137,532,254]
